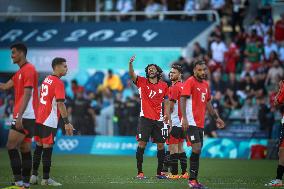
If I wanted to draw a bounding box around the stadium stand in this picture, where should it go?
[0,0,284,144]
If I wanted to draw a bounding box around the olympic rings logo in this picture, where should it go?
[57,139,79,151]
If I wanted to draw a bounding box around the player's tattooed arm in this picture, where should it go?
[207,100,225,129]
[0,79,14,91]
[129,55,137,82]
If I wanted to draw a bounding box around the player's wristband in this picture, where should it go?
[63,117,70,124]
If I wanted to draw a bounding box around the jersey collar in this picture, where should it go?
[51,74,60,78]
[19,62,28,68]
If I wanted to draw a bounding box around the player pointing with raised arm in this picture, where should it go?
[30,57,73,186]
[180,60,225,189]
[129,55,170,179]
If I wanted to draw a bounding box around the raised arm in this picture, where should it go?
[0,79,14,91]
[206,100,225,129]
[129,55,137,82]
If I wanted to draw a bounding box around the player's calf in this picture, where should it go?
[32,144,43,178]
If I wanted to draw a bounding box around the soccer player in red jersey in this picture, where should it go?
[129,56,170,179]
[266,80,284,187]
[31,57,73,186]
[180,60,225,188]
[0,43,39,188]
[167,64,189,179]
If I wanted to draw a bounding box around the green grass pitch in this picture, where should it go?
[0,149,278,189]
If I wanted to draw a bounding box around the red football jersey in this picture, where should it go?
[36,75,65,128]
[276,82,284,104]
[12,63,39,119]
[169,81,183,127]
[135,76,168,121]
[275,20,284,42]
[275,81,284,123]
[181,76,211,128]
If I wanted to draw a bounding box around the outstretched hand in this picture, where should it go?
[129,55,136,64]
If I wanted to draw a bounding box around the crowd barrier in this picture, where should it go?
[53,135,267,159]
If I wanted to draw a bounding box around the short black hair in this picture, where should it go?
[10,43,27,57]
[145,64,163,81]
[52,57,66,70]
[193,59,206,68]
[71,79,77,84]
[171,64,183,74]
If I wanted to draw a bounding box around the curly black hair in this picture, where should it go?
[145,64,163,81]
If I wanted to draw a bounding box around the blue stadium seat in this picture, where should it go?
[84,71,105,93]
[120,72,130,87]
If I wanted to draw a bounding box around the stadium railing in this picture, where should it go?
[0,10,220,24]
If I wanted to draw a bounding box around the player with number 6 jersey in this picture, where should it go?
[180,60,225,189]
[31,58,74,186]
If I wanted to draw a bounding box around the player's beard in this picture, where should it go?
[170,77,178,82]
[148,72,158,79]
[196,74,206,81]
[12,57,20,64]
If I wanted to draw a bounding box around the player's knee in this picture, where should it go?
[171,144,178,153]
[192,145,202,154]
[20,142,31,153]
[43,144,53,148]
[36,142,43,147]
[178,146,184,153]
[138,141,147,148]
[157,143,164,150]
[6,140,17,150]
[279,149,284,165]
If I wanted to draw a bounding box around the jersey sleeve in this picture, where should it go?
[11,74,15,83]
[55,81,66,101]
[181,79,193,97]
[276,85,284,104]
[164,85,169,99]
[207,87,211,102]
[135,76,146,88]
[23,69,35,88]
